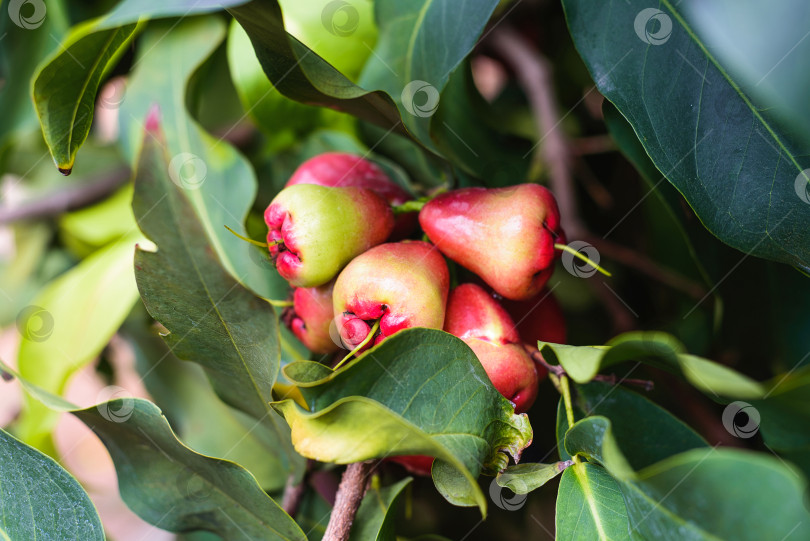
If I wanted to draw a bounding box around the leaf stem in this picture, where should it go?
[334,319,380,370]
[559,375,580,464]
[554,243,612,277]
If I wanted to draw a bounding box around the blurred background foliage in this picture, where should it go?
[1,0,808,539]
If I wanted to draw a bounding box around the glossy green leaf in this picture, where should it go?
[556,462,630,541]
[496,461,571,494]
[350,477,412,541]
[102,0,249,26]
[118,16,287,300]
[226,20,323,142]
[278,328,534,513]
[575,381,707,470]
[229,1,405,136]
[682,1,810,149]
[33,21,139,173]
[563,0,810,271]
[0,428,103,540]
[0,0,68,147]
[359,0,499,146]
[566,416,810,540]
[14,233,142,452]
[539,331,764,397]
[72,399,307,540]
[131,106,299,476]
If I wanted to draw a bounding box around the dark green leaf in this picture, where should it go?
[118,17,288,300]
[0,427,103,540]
[497,461,570,494]
[33,23,139,173]
[566,416,810,540]
[350,477,412,541]
[575,381,707,469]
[563,0,810,270]
[359,0,499,147]
[278,328,534,513]
[229,1,405,136]
[556,462,630,541]
[73,399,307,540]
[539,331,764,397]
[131,104,299,475]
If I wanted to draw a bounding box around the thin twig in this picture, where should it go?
[490,26,584,239]
[0,167,130,224]
[322,460,379,541]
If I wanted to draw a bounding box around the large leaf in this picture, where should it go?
[539,332,764,397]
[682,1,810,149]
[566,416,810,540]
[118,16,288,300]
[124,323,293,491]
[14,233,142,452]
[228,1,405,136]
[32,21,139,174]
[0,428,103,540]
[575,381,707,469]
[556,462,630,541]
[72,399,307,540]
[0,0,68,147]
[359,0,499,147]
[278,328,534,514]
[131,108,300,476]
[29,0,250,172]
[563,0,810,271]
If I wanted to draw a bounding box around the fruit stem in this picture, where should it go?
[559,374,581,464]
[334,319,381,370]
[224,224,282,248]
[323,460,379,541]
[554,243,612,277]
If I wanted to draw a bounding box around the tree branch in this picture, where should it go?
[0,167,130,224]
[322,460,379,541]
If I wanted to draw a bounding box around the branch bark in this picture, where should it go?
[322,460,379,541]
[0,167,130,224]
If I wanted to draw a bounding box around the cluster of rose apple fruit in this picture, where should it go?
[260,152,567,473]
